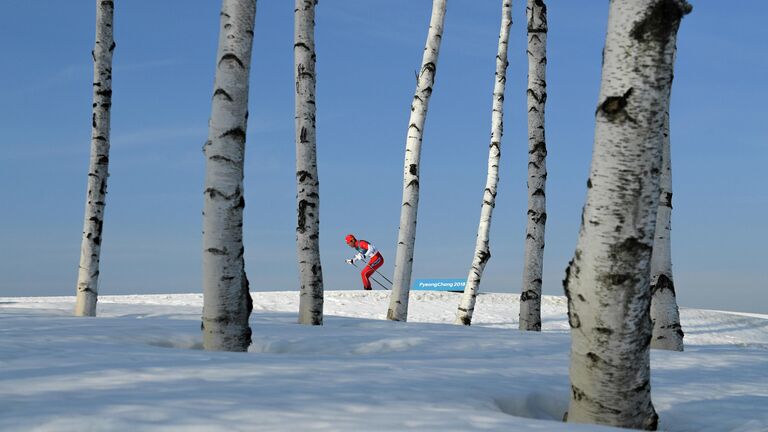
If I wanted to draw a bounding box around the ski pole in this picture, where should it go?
[370,276,390,291]
[350,261,390,290]
[374,270,393,286]
[370,264,393,286]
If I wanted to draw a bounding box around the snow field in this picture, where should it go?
[1,291,766,431]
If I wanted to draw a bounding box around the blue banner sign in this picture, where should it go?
[412,279,466,292]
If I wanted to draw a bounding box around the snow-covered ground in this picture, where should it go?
[1,291,766,431]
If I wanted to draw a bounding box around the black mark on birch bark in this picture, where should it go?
[598,88,634,122]
[297,199,316,233]
[661,192,673,208]
[219,53,245,68]
[529,141,547,157]
[520,290,539,301]
[209,155,237,165]
[296,170,313,182]
[220,127,246,143]
[651,273,675,296]
[630,0,691,46]
[477,250,490,265]
[213,88,233,101]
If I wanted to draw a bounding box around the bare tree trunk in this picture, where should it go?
[387,0,447,322]
[563,0,691,429]
[455,0,512,326]
[295,0,324,326]
[202,0,256,352]
[519,0,548,332]
[650,108,684,351]
[75,0,115,317]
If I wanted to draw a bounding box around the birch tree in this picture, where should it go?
[519,0,548,332]
[295,0,324,326]
[201,0,257,352]
[75,0,116,317]
[455,0,512,326]
[650,109,684,351]
[563,0,691,429]
[387,0,447,322]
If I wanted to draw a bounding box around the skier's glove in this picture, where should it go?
[345,259,353,265]
[354,253,364,262]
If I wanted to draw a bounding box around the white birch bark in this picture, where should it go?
[650,108,684,351]
[455,0,512,326]
[295,0,324,326]
[519,0,548,332]
[201,0,256,352]
[563,0,691,429]
[387,0,447,322]
[75,0,115,317]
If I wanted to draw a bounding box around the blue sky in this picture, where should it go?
[1,1,766,314]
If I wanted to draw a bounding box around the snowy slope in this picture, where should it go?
[1,291,766,431]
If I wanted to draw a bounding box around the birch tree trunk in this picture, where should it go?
[563,0,691,429]
[75,0,115,317]
[387,0,447,322]
[650,108,684,351]
[455,0,512,326]
[295,0,324,326]
[519,0,548,332]
[201,0,256,352]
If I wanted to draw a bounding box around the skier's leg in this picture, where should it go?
[361,267,373,290]
[361,254,383,290]
[370,253,384,272]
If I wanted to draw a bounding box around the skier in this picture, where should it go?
[344,234,384,290]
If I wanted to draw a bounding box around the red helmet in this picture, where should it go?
[345,234,356,244]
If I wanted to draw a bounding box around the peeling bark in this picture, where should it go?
[202,0,256,352]
[519,0,548,332]
[295,0,324,326]
[75,0,115,317]
[564,0,690,429]
[455,0,511,326]
[388,0,446,322]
